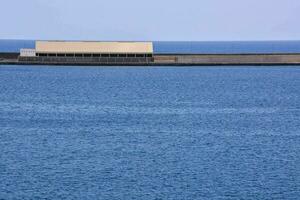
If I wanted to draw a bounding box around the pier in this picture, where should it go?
[1,41,300,66]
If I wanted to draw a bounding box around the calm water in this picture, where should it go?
[0,65,300,199]
[2,39,300,54]
[0,40,35,53]
[154,41,300,54]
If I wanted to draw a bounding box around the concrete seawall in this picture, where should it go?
[0,53,19,59]
[1,54,300,66]
[154,54,300,65]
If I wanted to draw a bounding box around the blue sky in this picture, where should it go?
[1,0,300,41]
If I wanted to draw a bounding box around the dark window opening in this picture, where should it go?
[75,54,83,57]
[84,54,92,57]
[101,54,109,57]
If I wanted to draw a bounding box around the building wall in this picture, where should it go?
[36,41,153,54]
[20,49,36,57]
[19,56,154,64]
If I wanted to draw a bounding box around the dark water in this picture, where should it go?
[0,65,300,200]
[2,39,300,54]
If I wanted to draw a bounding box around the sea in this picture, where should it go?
[1,40,300,200]
[2,39,300,54]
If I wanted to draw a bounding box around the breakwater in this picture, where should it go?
[153,54,300,65]
[1,53,300,66]
[1,40,300,66]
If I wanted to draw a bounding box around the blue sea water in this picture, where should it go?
[0,65,300,199]
[154,41,300,54]
[1,39,300,54]
[0,40,35,53]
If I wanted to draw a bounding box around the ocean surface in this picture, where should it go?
[1,39,300,54]
[0,40,35,53]
[0,65,300,199]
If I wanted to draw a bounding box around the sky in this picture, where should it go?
[1,0,300,41]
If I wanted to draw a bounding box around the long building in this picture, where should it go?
[19,41,154,64]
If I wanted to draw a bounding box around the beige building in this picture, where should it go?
[19,40,154,63]
[35,41,153,55]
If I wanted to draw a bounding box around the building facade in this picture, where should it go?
[20,41,154,64]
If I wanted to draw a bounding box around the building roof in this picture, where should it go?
[36,41,153,54]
